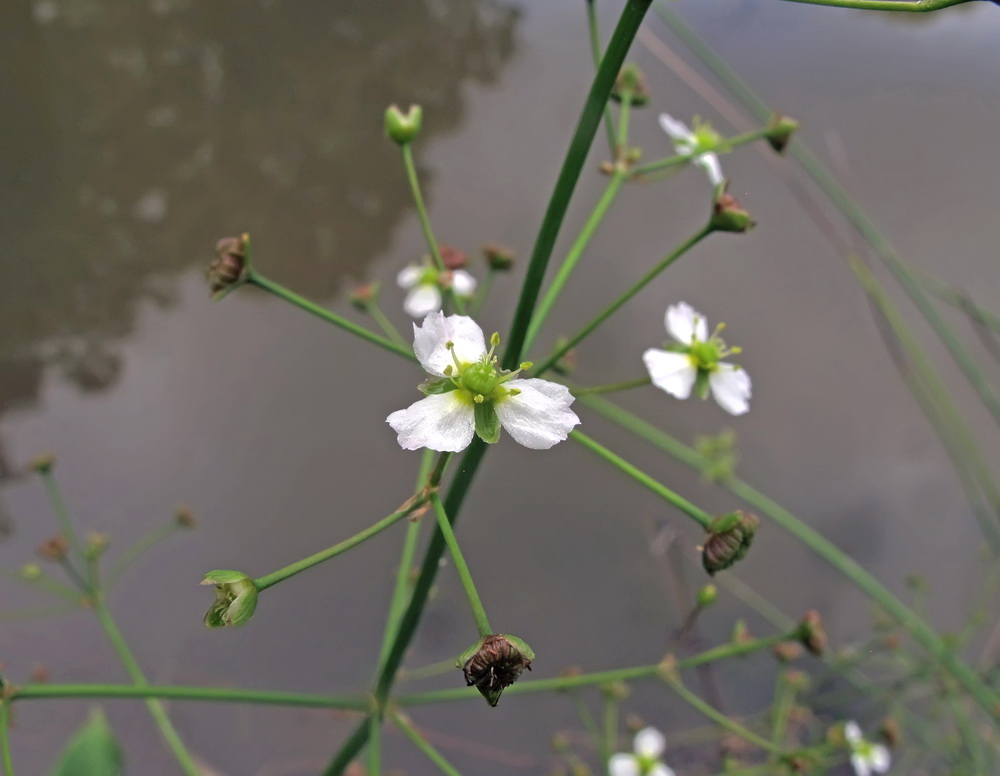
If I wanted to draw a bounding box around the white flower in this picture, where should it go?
[845,721,891,776]
[608,727,676,776]
[659,113,724,187]
[397,263,477,318]
[387,312,580,451]
[642,302,751,416]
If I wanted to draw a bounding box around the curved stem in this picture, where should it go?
[38,470,90,588]
[585,0,618,154]
[431,493,492,638]
[0,566,81,603]
[533,224,712,377]
[573,376,651,395]
[390,711,463,776]
[105,522,180,591]
[368,303,409,349]
[0,701,12,776]
[249,273,415,362]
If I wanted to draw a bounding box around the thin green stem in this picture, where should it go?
[105,522,179,590]
[768,671,796,762]
[368,715,381,776]
[616,89,634,161]
[57,557,90,595]
[601,690,619,764]
[573,376,651,395]
[0,701,12,776]
[570,691,608,764]
[631,127,770,178]
[570,430,713,529]
[91,600,200,775]
[254,497,425,592]
[775,0,973,11]
[585,0,618,155]
[431,493,492,637]
[577,393,1000,722]
[661,672,784,756]
[390,711,463,776]
[502,0,654,372]
[249,273,415,362]
[38,470,89,585]
[368,303,409,349]
[12,683,368,710]
[400,144,463,315]
[911,269,1000,334]
[0,566,80,603]
[533,225,712,377]
[523,170,627,355]
[469,269,495,317]
[0,604,80,622]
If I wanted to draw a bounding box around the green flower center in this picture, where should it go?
[444,333,530,405]
[681,321,741,374]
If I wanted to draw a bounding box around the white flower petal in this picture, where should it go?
[404,284,442,318]
[450,269,477,296]
[633,727,666,759]
[494,378,579,450]
[643,349,697,400]
[397,265,423,289]
[695,152,724,186]
[413,312,487,377]
[850,752,872,776]
[666,302,707,344]
[709,363,751,416]
[608,754,641,776]
[869,744,891,772]
[658,112,695,143]
[386,392,475,452]
[844,721,863,745]
[649,765,676,776]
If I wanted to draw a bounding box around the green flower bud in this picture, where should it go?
[611,64,649,106]
[702,511,759,575]
[175,506,197,529]
[696,583,718,608]
[208,234,250,297]
[30,453,55,474]
[797,609,827,657]
[85,532,110,560]
[384,104,423,145]
[21,563,42,581]
[201,570,258,628]
[349,281,380,312]
[765,112,799,154]
[456,633,535,707]
[482,243,515,272]
[709,190,755,234]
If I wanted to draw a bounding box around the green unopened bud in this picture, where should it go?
[772,641,803,663]
[30,453,55,474]
[201,570,258,628]
[85,532,110,560]
[709,189,755,234]
[701,511,759,575]
[175,506,197,529]
[765,113,799,154]
[456,633,534,707]
[696,583,718,608]
[482,243,515,272]
[349,281,380,311]
[21,563,42,581]
[797,609,827,657]
[208,234,250,297]
[385,104,423,145]
[731,619,753,645]
[611,64,649,106]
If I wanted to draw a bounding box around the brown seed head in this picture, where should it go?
[482,243,515,272]
[772,641,803,663]
[208,235,249,295]
[709,190,755,234]
[459,633,534,707]
[798,609,827,657]
[37,535,69,563]
[439,245,469,271]
[175,505,197,529]
[702,511,759,575]
[879,717,901,749]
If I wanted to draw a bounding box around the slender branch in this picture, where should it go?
[0,701,12,776]
[368,714,381,776]
[431,493,492,637]
[585,0,618,154]
[390,711,463,776]
[573,376,651,395]
[631,127,770,178]
[105,522,180,590]
[774,0,974,11]
[368,303,409,349]
[0,566,81,603]
[38,469,90,587]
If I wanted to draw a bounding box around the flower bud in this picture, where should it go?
[21,563,42,580]
[175,505,197,529]
[797,609,827,657]
[709,189,755,234]
[600,680,630,701]
[201,570,258,628]
[439,245,469,271]
[731,619,753,645]
[349,282,380,312]
[784,670,810,692]
[482,243,515,272]
[879,717,901,749]
[456,633,534,707]
[611,64,649,106]
[208,234,249,296]
[30,453,55,474]
[701,511,759,576]
[384,104,423,145]
[85,532,110,560]
[765,113,799,154]
[37,535,69,563]
[696,583,718,608]
[771,641,802,663]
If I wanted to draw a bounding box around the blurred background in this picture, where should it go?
[1,0,998,773]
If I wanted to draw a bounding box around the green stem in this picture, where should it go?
[254,498,425,592]
[631,127,770,178]
[12,683,368,710]
[573,376,651,395]
[775,0,973,11]
[577,392,1000,722]
[400,144,463,315]
[585,0,618,155]
[570,430,713,528]
[616,89,634,162]
[249,273,415,362]
[395,631,793,706]
[368,303,409,349]
[368,714,381,776]
[105,522,179,590]
[469,269,495,317]
[911,269,1000,334]
[0,701,12,776]
[661,671,784,756]
[523,170,627,355]
[601,689,619,764]
[0,604,80,622]
[38,470,89,585]
[533,224,712,377]
[0,566,80,603]
[570,691,607,764]
[390,711,463,776]
[768,671,796,761]
[431,493,492,637]
[91,599,200,775]
[501,0,654,372]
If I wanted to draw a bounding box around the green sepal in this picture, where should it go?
[418,377,458,396]
[694,370,711,400]
[709,512,742,533]
[202,569,248,585]
[501,634,536,662]
[50,708,124,776]
[455,637,487,669]
[474,402,501,445]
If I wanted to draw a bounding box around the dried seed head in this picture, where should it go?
[37,535,69,563]
[771,641,803,663]
[175,505,197,529]
[879,717,901,749]
[709,189,755,234]
[482,243,515,272]
[439,245,469,271]
[456,633,535,707]
[611,64,649,106]
[798,609,827,657]
[349,282,380,311]
[765,112,799,154]
[208,235,249,295]
[701,511,759,575]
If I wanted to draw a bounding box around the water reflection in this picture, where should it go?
[0,0,519,484]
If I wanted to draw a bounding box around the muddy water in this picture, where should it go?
[1,0,998,773]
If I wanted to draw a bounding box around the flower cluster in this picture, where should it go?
[397,260,476,318]
[659,113,724,187]
[609,727,676,776]
[845,721,891,776]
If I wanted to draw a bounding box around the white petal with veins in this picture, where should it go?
[644,349,697,399]
[386,392,474,452]
[494,379,579,450]
[413,312,486,377]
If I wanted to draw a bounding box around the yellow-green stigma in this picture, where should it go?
[445,335,531,404]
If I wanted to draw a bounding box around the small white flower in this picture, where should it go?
[643,302,751,416]
[387,312,580,452]
[608,727,676,776]
[659,113,724,187]
[397,263,477,318]
[845,721,891,776]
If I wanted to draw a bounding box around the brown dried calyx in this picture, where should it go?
[457,633,535,707]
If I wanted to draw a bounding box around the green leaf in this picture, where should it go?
[50,709,123,776]
[473,403,501,445]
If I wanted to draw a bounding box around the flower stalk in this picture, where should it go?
[431,493,492,637]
